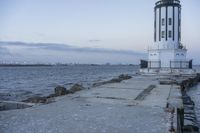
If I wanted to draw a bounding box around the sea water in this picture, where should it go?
[0,65,138,101]
[187,84,200,127]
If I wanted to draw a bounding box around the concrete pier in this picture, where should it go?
[0,74,199,133]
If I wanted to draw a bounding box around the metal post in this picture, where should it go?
[159,61,161,68]
[150,61,151,68]
[180,61,182,69]
[170,61,171,68]
[169,107,175,133]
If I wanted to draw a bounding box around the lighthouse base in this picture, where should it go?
[148,48,188,68]
[139,68,196,75]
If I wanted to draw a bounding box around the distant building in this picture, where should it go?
[140,0,194,74]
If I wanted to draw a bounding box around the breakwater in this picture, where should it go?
[1,73,200,133]
[164,74,200,133]
[180,74,200,133]
[154,74,200,133]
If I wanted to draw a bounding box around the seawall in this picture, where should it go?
[161,73,200,133]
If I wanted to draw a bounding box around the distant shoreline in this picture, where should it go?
[0,64,138,67]
[0,64,199,68]
[0,64,53,67]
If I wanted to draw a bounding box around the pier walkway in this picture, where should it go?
[0,75,183,133]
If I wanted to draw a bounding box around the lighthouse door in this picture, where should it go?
[160,52,172,68]
[161,60,170,68]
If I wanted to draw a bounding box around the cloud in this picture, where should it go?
[88,40,102,43]
[0,41,145,64]
[0,41,144,55]
[0,46,10,55]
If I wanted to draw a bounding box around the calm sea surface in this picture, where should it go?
[0,65,138,101]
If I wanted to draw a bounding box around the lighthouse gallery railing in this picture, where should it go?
[143,60,192,69]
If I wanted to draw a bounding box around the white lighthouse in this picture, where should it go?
[140,0,194,74]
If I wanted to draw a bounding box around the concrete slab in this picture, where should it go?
[0,75,175,133]
[97,77,158,90]
[0,97,168,133]
[167,85,183,108]
[81,87,142,101]
[139,85,171,108]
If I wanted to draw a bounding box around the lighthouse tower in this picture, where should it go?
[140,0,193,74]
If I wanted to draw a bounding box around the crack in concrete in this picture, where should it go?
[135,85,156,101]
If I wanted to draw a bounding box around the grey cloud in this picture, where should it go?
[0,41,146,64]
[0,41,144,56]
[0,41,70,48]
[0,46,11,55]
[88,40,101,43]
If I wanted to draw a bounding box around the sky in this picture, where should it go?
[0,0,200,64]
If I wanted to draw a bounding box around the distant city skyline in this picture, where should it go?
[0,0,200,64]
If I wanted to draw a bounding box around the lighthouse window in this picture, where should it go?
[169,18,172,25]
[169,31,172,38]
[162,31,165,38]
[162,18,165,26]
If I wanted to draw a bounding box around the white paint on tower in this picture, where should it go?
[147,0,190,69]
